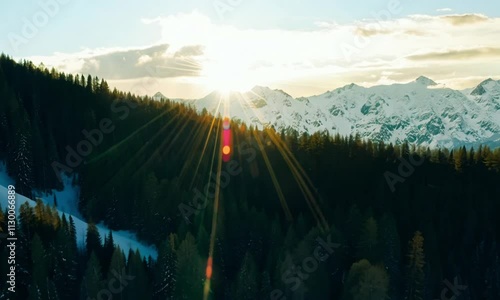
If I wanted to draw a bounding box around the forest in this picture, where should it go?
[1,54,500,299]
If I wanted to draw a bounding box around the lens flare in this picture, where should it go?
[222,117,232,162]
[206,257,213,279]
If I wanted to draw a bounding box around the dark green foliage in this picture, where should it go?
[1,54,500,299]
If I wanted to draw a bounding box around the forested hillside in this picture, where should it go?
[1,54,500,299]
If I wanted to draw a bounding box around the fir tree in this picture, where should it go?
[405,231,425,300]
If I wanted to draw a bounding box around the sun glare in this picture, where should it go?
[202,59,254,94]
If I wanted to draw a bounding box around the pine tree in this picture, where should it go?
[380,214,401,300]
[13,126,34,197]
[86,74,93,91]
[29,234,49,299]
[175,233,203,299]
[86,222,102,258]
[68,216,77,253]
[80,252,104,299]
[405,231,425,300]
[454,146,467,172]
[80,74,86,87]
[107,247,127,299]
[126,249,151,300]
[344,259,389,300]
[234,252,259,300]
[153,240,177,299]
[356,217,380,263]
[53,218,78,299]
[485,148,500,171]
[102,231,115,274]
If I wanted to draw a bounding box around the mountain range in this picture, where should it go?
[154,77,500,148]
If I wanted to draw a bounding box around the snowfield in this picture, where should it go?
[0,162,157,259]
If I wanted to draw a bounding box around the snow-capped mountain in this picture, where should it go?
[152,92,168,101]
[165,77,500,148]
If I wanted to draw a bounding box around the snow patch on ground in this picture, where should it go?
[0,163,157,259]
[0,162,14,186]
[32,174,83,219]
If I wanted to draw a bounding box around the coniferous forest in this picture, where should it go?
[1,54,500,300]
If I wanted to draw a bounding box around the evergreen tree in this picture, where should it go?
[380,214,402,300]
[405,231,425,300]
[356,217,381,263]
[80,252,104,299]
[29,234,49,300]
[53,218,78,299]
[175,233,203,300]
[126,249,151,300]
[107,247,127,300]
[86,222,102,258]
[153,240,176,299]
[86,74,93,91]
[233,252,259,300]
[454,146,467,172]
[102,231,115,274]
[343,259,389,300]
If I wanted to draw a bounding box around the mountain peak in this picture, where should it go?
[153,92,167,100]
[250,86,293,97]
[471,78,497,96]
[337,83,360,91]
[415,76,437,86]
[251,85,273,92]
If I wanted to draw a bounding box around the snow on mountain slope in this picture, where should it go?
[0,162,158,259]
[463,78,500,122]
[170,77,500,148]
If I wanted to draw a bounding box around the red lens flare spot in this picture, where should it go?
[206,257,213,279]
[222,119,232,162]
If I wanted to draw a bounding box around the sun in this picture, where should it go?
[201,59,254,94]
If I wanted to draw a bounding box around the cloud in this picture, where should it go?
[441,14,488,25]
[174,45,204,58]
[137,55,152,65]
[437,8,452,12]
[22,12,500,98]
[355,27,392,37]
[79,44,203,79]
[403,29,429,36]
[354,27,429,37]
[407,47,500,61]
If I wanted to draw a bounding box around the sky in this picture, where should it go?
[1,0,500,98]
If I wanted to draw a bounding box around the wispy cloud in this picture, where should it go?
[407,47,500,61]
[355,27,392,37]
[79,44,203,79]
[441,14,488,25]
[436,8,453,12]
